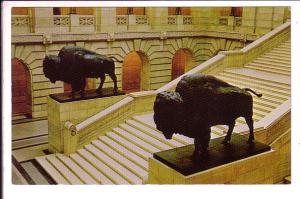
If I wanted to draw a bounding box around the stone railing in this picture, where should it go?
[168,15,192,25]
[234,17,242,27]
[53,15,70,26]
[116,15,128,25]
[219,16,229,26]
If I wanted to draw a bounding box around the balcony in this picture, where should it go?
[12,15,31,34]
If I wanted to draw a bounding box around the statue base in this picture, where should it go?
[149,134,275,184]
[50,87,125,103]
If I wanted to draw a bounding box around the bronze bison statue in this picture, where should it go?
[153,74,262,158]
[43,46,122,97]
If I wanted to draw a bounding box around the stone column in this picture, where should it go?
[241,7,256,34]
[100,7,117,33]
[32,8,54,33]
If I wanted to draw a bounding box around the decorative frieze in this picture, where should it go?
[79,16,95,26]
[183,16,193,25]
[12,15,30,27]
[168,16,177,25]
[135,15,148,25]
[219,17,229,26]
[53,15,70,26]
[116,15,128,25]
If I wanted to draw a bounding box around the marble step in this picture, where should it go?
[261,54,290,62]
[125,119,184,148]
[85,143,143,184]
[99,135,148,169]
[106,131,152,160]
[256,57,290,65]
[69,153,114,184]
[222,69,290,86]
[35,156,69,184]
[46,154,83,184]
[77,148,130,184]
[265,52,290,59]
[56,154,98,184]
[270,49,291,56]
[250,60,291,71]
[244,65,290,76]
[119,123,172,151]
[113,127,159,154]
[215,75,290,100]
[217,73,290,92]
[91,139,148,181]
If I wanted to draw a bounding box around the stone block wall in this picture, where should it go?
[47,94,126,153]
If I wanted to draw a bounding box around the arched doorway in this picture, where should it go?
[12,58,32,117]
[171,48,194,80]
[122,51,149,93]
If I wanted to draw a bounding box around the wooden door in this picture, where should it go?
[122,52,142,93]
[12,58,30,115]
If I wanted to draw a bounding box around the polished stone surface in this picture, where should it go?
[153,134,271,176]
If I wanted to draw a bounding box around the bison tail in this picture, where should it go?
[108,56,123,63]
[244,88,263,97]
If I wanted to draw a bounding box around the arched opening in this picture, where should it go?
[122,51,149,93]
[12,58,32,117]
[171,48,194,80]
[116,7,146,15]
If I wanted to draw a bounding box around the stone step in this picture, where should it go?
[215,75,290,100]
[244,65,290,76]
[91,139,148,182]
[84,144,143,184]
[131,114,193,145]
[119,123,172,151]
[106,131,152,160]
[223,69,290,86]
[250,60,291,71]
[126,119,184,148]
[46,154,83,184]
[217,73,290,92]
[113,127,160,154]
[270,49,291,56]
[77,148,130,184]
[56,154,98,184]
[35,156,69,184]
[69,153,114,184]
[261,54,290,62]
[256,56,290,65]
[266,52,290,59]
[99,135,148,169]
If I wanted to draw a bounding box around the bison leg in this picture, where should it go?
[96,74,105,94]
[192,131,210,159]
[222,121,235,145]
[245,117,254,144]
[79,78,86,97]
[109,73,118,94]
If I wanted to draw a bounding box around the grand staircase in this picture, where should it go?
[36,39,291,184]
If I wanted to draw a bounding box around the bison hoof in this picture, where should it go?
[96,89,103,95]
[113,90,118,95]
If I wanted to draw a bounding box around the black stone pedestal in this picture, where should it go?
[153,134,271,176]
[50,87,125,103]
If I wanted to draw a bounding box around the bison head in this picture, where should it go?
[43,55,61,83]
[153,91,185,140]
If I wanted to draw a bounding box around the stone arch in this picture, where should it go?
[122,51,150,93]
[171,48,196,80]
[12,58,32,117]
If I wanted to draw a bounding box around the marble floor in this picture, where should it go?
[12,119,55,184]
